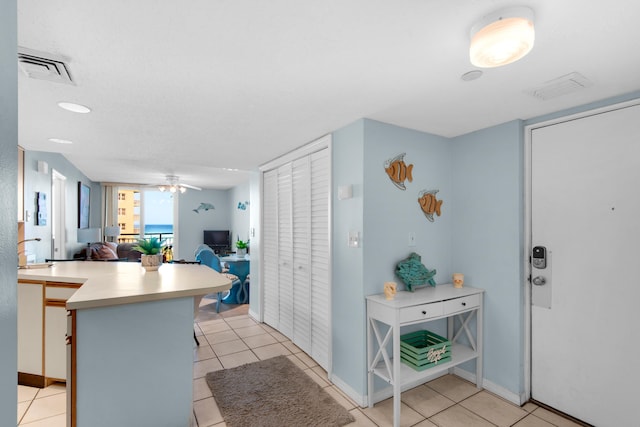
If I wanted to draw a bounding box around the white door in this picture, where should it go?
[51,170,66,259]
[530,103,640,426]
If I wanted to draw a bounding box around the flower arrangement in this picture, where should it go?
[235,239,249,250]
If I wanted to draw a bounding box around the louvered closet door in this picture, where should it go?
[292,156,312,353]
[277,164,294,339]
[309,148,330,370]
[262,169,279,328]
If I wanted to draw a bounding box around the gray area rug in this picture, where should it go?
[205,355,355,427]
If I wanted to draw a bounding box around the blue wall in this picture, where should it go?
[331,118,527,402]
[0,0,18,423]
[175,188,232,259]
[451,121,525,396]
[22,151,101,261]
[331,119,455,399]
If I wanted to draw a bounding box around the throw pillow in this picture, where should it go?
[96,244,118,260]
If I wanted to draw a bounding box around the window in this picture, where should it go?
[118,192,126,201]
[118,207,126,215]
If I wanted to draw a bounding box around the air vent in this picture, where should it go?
[526,72,592,101]
[17,47,74,85]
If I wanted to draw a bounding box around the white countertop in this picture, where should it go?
[18,261,232,310]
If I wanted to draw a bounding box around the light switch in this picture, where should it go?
[348,231,360,248]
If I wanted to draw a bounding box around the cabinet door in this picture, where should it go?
[277,163,294,339]
[262,169,279,328]
[18,282,44,375]
[292,156,311,353]
[45,304,68,380]
[309,148,330,370]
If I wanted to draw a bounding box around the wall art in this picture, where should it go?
[78,182,90,228]
[384,152,413,190]
[418,189,443,222]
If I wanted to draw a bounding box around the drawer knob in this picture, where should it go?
[422,310,427,315]
[462,302,466,306]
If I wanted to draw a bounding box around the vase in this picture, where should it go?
[141,254,163,271]
[236,248,247,257]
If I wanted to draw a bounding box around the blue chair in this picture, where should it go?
[195,248,242,312]
[226,260,250,304]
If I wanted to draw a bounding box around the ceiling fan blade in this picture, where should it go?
[180,183,202,191]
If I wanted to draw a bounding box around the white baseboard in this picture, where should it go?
[329,374,367,407]
[248,308,259,322]
[452,367,525,405]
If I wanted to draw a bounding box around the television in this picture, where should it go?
[203,230,231,253]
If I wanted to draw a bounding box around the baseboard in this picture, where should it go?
[329,373,367,407]
[18,372,45,388]
[452,367,524,405]
[248,308,259,321]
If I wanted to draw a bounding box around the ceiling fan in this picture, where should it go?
[155,175,201,193]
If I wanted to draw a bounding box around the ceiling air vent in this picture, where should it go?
[526,72,592,101]
[17,47,74,85]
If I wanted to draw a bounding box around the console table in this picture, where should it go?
[366,284,484,427]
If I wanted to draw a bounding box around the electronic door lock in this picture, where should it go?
[532,246,547,269]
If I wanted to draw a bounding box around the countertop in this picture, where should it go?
[18,261,232,310]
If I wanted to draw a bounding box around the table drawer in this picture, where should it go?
[443,294,480,316]
[399,302,444,324]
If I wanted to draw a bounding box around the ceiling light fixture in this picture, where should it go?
[58,102,91,113]
[48,138,73,144]
[470,6,535,68]
[158,175,190,193]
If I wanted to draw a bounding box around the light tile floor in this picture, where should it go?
[17,297,584,427]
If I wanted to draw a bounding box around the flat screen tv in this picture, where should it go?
[203,230,231,253]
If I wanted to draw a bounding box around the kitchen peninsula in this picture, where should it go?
[18,261,231,427]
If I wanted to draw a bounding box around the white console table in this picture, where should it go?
[366,284,484,427]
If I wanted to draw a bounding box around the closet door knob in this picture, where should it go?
[462,302,466,306]
[422,310,427,315]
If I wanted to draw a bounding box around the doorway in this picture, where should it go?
[51,170,66,259]
[527,102,640,426]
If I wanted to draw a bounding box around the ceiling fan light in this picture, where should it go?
[169,185,177,193]
[470,7,535,68]
[158,185,166,192]
[179,186,187,193]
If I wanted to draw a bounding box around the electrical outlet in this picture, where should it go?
[409,233,416,247]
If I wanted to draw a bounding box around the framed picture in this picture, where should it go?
[78,182,90,229]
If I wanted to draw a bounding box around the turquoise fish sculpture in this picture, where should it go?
[395,252,437,292]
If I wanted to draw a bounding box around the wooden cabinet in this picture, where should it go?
[18,279,81,387]
[262,138,331,370]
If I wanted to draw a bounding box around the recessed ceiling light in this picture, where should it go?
[223,168,240,172]
[48,138,73,144]
[57,102,91,113]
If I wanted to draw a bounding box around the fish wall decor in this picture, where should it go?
[384,152,413,190]
[193,202,215,214]
[418,189,443,222]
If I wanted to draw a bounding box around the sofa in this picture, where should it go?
[73,242,142,261]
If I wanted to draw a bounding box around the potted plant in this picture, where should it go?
[133,237,166,271]
[235,238,249,258]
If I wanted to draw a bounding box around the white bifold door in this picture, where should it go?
[530,103,640,426]
[262,146,330,370]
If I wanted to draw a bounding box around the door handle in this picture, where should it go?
[532,276,547,286]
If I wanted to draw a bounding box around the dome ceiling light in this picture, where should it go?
[470,6,535,68]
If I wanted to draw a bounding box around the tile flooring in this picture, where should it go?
[17,297,583,426]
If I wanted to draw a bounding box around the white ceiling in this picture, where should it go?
[17,0,640,190]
